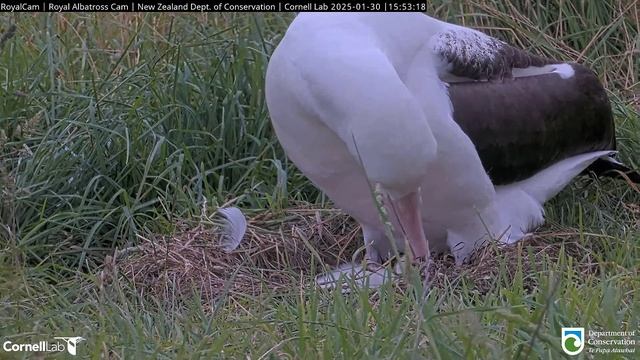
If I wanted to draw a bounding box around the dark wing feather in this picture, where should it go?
[448,63,616,184]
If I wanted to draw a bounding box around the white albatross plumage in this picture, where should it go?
[265,12,621,288]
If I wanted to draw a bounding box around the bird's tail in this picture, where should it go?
[508,150,615,204]
[584,156,640,184]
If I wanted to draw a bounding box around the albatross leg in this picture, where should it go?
[313,185,432,292]
[363,225,399,265]
[315,225,397,291]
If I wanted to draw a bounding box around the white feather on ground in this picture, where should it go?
[217,207,247,253]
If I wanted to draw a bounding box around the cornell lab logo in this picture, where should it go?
[562,328,585,355]
[2,336,85,356]
[54,337,86,356]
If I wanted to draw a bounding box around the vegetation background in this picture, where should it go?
[1,2,638,358]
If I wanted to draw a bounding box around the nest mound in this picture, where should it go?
[99,207,361,304]
[98,206,609,305]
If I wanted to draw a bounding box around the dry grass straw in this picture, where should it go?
[100,205,361,304]
[99,203,637,305]
[428,231,599,294]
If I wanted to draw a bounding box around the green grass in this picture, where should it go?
[1,4,639,359]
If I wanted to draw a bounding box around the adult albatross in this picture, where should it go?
[265,12,638,286]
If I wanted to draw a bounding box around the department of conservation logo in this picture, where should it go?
[562,327,585,355]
